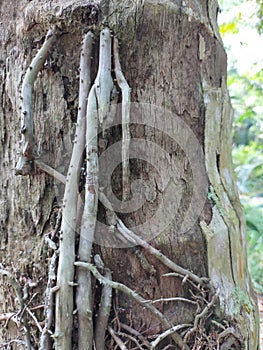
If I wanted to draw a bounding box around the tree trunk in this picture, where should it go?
[0,0,259,349]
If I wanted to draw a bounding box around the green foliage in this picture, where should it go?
[228,68,263,148]
[232,142,263,293]
[220,21,239,36]
[219,0,263,293]
[233,143,263,194]
[253,0,263,33]
[245,201,263,293]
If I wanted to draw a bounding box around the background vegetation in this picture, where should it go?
[219,0,263,293]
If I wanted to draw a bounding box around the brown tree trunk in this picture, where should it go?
[0,0,259,349]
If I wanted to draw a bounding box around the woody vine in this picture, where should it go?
[0,23,244,350]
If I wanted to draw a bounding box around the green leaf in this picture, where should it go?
[219,22,239,36]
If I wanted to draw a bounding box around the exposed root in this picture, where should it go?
[108,326,128,350]
[184,295,217,343]
[94,27,114,132]
[0,267,31,350]
[95,266,113,350]
[151,324,191,350]
[39,250,59,350]
[75,261,189,350]
[55,29,93,350]
[99,190,209,287]
[15,27,59,176]
[75,30,95,350]
[113,37,131,201]
[119,323,151,349]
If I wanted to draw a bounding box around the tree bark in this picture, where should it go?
[0,0,259,349]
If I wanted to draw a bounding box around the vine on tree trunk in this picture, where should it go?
[113,37,131,201]
[74,30,95,350]
[15,27,59,176]
[10,21,246,350]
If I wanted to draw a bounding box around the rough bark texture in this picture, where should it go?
[0,0,259,349]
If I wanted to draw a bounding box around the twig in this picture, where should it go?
[193,295,216,328]
[26,307,43,332]
[217,327,240,350]
[15,27,58,175]
[184,295,217,342]
[0,339,25,348]
[113,292,121,333]
[120,323,151,348]
[75,261,189,349]
[0,313,19,327]
[35,159,66,184]
[108,326,128,350]
[17,292,39,327]
[0,267,31,350]
[119,219,208,286]
[74,30,95,350]
[162,345,177,350]
[95,268,113,350]
[29,305,45,311]
[143,297,197,306]
[113,37,131,201]
[211,319,226,331]
[151,324,191,349]
[116,331,145,350]
[55,31,93,350]
[39,250,59,350]
[163,273,208,296]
